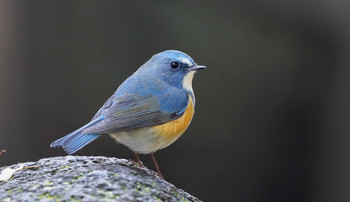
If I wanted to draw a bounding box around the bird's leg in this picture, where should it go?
[151,153,164,179]
[0,150,5,156]
[133,152,144,167]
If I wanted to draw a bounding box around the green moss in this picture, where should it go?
[63,182,73,191]
[6,187,23,194]
[60,165,69,170]
[97,189,120,199]
[174,191,190,202]
[71,172,84,180]
[30,184,40,189]
[119,182,127,190]
[70,196,83,202]
[43,180,54,186]
[151,196,163,202]
[135,182,152,195]
[39,193,62,202]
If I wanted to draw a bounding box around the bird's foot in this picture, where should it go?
[130,159,145,167]
[132,152,145,167]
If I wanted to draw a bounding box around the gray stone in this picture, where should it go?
[0,156,200,202]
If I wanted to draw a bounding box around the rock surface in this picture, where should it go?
[0,156,200,201]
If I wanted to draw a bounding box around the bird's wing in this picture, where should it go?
[82,92,188,134]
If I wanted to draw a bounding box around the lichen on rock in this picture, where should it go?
[0,156,200,202]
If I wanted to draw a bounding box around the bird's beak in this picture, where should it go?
[189,65,207,71]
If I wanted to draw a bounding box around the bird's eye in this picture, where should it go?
[170,61,179,69]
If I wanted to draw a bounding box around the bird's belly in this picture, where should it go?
[109,97,194,154]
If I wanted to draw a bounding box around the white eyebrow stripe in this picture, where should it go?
[178,57,193,66]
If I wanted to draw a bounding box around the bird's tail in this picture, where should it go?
[50,117,103,154]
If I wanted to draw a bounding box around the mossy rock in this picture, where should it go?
[0,156,200,202]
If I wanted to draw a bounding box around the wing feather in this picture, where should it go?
[82,92,187,134]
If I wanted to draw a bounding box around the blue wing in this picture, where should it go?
[82,88,189,134]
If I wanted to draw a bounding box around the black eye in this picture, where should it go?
[170,61,179,69]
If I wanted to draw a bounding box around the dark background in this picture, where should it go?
[1,1,350,201]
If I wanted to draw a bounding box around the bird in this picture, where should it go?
[50,50,206,179]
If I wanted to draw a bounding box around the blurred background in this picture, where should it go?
[1,1,350,201]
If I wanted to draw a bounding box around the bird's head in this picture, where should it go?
[143,50,206,92]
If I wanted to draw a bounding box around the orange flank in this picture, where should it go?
[153,96,194,143]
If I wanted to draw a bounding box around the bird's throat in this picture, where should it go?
[182,71,195,93]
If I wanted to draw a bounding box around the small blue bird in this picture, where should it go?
[50,50,206,179]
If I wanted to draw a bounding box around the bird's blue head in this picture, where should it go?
[138,50,206,92]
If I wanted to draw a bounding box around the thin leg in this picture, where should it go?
[133,152,144,167]
[0,150,5,156]
[151,153,164,179]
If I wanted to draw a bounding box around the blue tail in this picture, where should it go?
[50,117,103,154]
